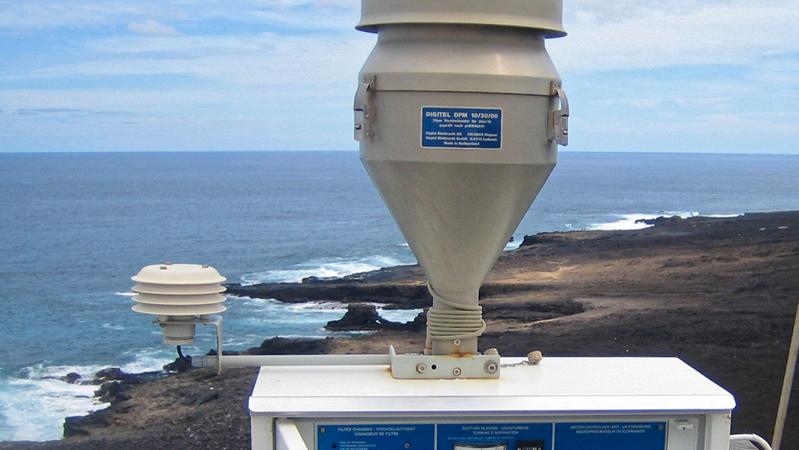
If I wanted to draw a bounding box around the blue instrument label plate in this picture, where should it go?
[555,422,667,450]
[437,423,552,450]
[421,107,502,150]
[315,421,666,449]
[317,424,434,450]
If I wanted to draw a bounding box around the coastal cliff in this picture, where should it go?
[3,211,799,450]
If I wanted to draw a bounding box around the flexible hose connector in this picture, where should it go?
[426,285,486,340]
[729,434,774,450]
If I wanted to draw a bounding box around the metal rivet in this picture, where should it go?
[415,363,426,373]
[452,367,462,377]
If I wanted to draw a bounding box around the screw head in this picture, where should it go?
[484,361,498,374]
[452,367,462,377]
[415,363,427,373]
[452,339,462,346]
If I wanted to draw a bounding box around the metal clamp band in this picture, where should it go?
[548,81,569,146]
[353,75,375,141]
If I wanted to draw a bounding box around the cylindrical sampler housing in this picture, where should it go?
[355,0,568,356]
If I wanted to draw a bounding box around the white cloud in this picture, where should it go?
[1,0,798,153]
[0,0,359,32]
[5,32,374,89]
[127,20,178,36]
[549,0,799,73]
[619,98,662,109]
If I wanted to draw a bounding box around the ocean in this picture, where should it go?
[1,150,798,441]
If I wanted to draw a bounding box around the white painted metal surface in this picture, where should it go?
[249,357,735,417]
[356,0,566,36]
[275,419,309,450]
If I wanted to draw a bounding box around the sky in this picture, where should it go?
[0,0,797,154]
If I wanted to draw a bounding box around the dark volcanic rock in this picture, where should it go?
[62,372,81,384]
[519,232,572,248]
[326,303,382,330]
[95,382,132,403]
[248,336,334,355]
[164,357,193,373]
[63,411,113,438]
[94,367,126,382]
[4,212,798,450]
[63,416,97,437]
[636,215,684,226]
[325,303,426,332]
[225,280,431,309]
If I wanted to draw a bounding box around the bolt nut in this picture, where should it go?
[415,363,427,373]
[452,367,462,377]
[484,361,498,374]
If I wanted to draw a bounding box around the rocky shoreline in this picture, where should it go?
[3,211,799,449]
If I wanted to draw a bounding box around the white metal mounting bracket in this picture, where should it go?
[388,345,501,379]
[547,81,569,146]
[353,75,375,141]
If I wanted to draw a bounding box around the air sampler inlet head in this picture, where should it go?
[130,263,226,345]
[355,0,567,361]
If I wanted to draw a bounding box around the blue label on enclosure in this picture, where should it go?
[317,424,434,450]
[437,423,552,450]
[421,107,502,149]
[555,422,667,450]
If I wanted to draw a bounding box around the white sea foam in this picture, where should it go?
[113,291,135,297]
[588,211,743,231]
[231,295,348,313]
[588,211,702,231]
[0,372,107,441]
[0,350,170,442]
[240,255,412,285]
[706,213,742,218]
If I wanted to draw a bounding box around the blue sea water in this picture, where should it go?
[0,150,798,441]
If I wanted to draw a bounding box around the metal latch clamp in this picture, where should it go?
[354,75,375,141]
[547,81,569,146]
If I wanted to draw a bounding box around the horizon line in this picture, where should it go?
[1,149,798,157]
